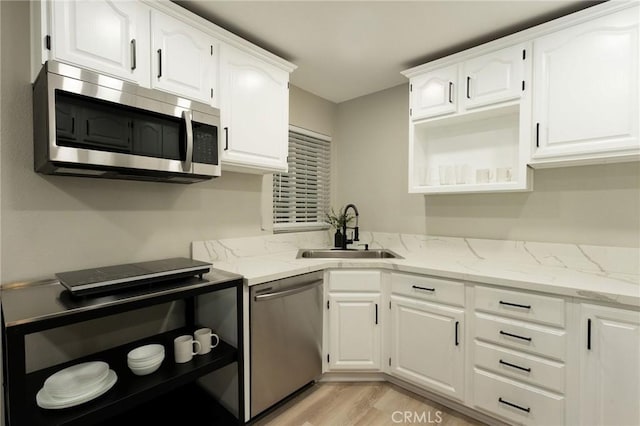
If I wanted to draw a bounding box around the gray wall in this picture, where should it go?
[334,84,640,247]
[0,2,337,284]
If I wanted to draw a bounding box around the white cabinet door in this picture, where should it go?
[579,304,640,426]
[220,45,289,173]
[532,6,639,164]
[51,0,149,84]
[462,43,526,110]
[410,65,458,120]
[328,293,381,370]
[151,11,215,104]
[390,295,465,401]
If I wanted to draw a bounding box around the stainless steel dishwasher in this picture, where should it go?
[250,271,323,418]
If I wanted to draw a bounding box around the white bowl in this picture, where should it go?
[44,362,110,399]
[128,356,163,376]
[127,344,164,363]
[126,352,164,367]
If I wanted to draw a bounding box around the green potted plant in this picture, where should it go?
[325,207,355,248]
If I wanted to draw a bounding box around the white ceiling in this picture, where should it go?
[176,1,596,103]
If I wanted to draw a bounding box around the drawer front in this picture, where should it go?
[328,270,381,291]
[473,369,564,426]
[475,286,565,327]
[475,313,566,361]
[391,273,465,306]
[474,341,565,394]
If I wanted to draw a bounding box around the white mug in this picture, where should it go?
[439,165,455,185]
[194,328,220,355]
[455,164,470,185]
[174,335,201,363]
[496,167,512,182]
[476,168,492,184]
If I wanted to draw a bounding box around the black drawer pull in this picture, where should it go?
[499,359,531,372]
[466,76,471,99]
[224,127,229,150]
[455,321,459,346]
[157,49,162,78]
[375,303,378,325]
[412,285,435,292]
[499,300,531,310]
[499,397,530,413]
[500,330,532,342]
[587,318,592,350]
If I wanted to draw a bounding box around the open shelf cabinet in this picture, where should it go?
[1,272,244,426]
[409,102,533,194]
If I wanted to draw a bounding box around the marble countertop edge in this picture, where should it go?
[205,252,639,308]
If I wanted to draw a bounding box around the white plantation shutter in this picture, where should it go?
[273,126,331,231]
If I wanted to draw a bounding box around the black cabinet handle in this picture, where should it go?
[500,330,532,342]
[499,301,531,310]
[455,321,459,346]
[375,303,378,325]
[224,127,229,150]
[498,397,530,413]
[412,285,435,292]
[499,359,531,372]
[587,318,592,350]
[131,39,136,71]
[466,76,471,99]
[157,49,162,78]
[536,122,540,148]
[448,82,453,103]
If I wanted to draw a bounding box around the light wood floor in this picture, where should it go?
[253,382,487,426]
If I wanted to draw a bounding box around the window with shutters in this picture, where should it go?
[273,126,331,232]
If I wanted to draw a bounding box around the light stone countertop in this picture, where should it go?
[192,231,640,307]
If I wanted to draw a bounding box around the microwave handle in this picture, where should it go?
[182,110,193,172]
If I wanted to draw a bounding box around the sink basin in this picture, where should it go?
[296,249,403,259]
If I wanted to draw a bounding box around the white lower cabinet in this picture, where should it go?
[473,369,564,425]
[322,271,640,426]
[390,295,465,401]
[326,270,382,371]
[579,303,640,426]
[471,285,567,425]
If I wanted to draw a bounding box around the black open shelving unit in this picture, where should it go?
[1,271,244,426]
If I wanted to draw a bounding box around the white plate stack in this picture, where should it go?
[36,361,117,409]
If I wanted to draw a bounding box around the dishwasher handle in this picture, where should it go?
[254,279,323,302]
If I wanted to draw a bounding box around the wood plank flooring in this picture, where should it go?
[253,382,487,426]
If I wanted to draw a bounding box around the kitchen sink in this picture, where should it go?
[296,249,403,259]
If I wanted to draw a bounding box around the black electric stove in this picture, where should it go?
[56,257,212,296]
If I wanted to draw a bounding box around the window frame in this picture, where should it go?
[272,125,331,233]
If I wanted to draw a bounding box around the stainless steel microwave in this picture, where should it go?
[33,61,221,183]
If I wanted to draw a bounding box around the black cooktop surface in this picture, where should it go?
[56,257,212,296]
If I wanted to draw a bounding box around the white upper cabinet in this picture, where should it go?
[579,304,640,426]
[151,10,216,105]
[531,5,639,167]
[410,44,527,121]
[462,44,526,111]
[410,65,457,120]
[50,0,150,85]
[404,42,532,194]
[219,44,290,173]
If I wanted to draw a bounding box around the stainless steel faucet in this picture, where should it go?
[341,204,359,249]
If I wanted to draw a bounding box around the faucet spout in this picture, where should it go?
[341,204,360,249]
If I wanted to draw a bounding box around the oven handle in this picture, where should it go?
[182,110,193,172]
[254,279,323,302]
